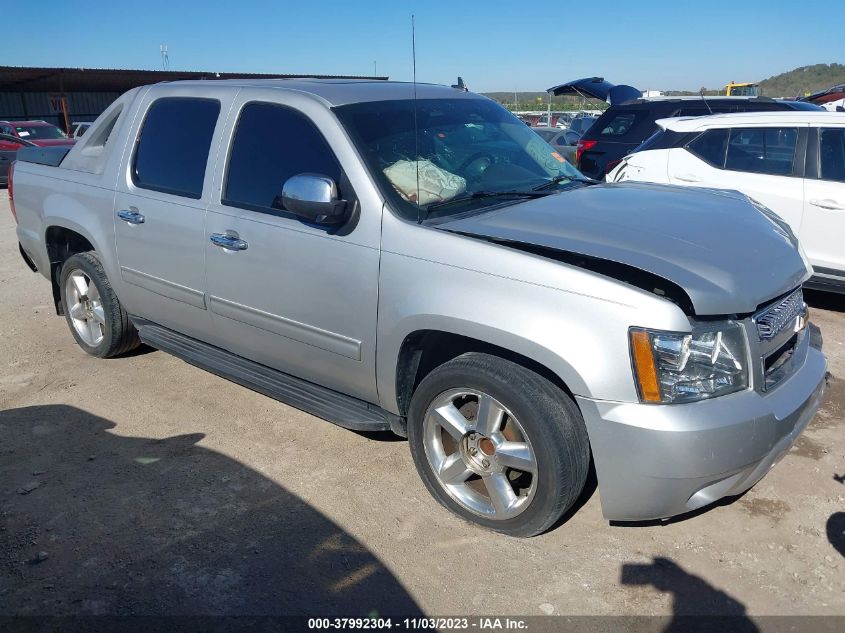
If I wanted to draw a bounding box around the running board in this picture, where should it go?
[134,320,404,436]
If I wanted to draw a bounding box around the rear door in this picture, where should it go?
[202,92,382,402]
[114,86,235,341]
[802,125,845,275]
[668,125,806,233]
[578,109,648,178]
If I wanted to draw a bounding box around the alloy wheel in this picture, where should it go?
[422,388,538,520]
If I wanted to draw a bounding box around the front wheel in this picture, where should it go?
[408,353,590,537]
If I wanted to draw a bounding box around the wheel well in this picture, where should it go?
[45,226,95,315]
[394,330,573,417]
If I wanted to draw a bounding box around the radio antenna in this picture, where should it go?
[412,14,422,223]
[699,88,713,114]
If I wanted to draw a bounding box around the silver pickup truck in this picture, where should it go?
[10,79,828,537]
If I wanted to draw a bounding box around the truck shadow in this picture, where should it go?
[0,405,422,617]
[620,557,759,632]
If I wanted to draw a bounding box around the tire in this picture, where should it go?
[408,352,590,537]
[59,252,140,358]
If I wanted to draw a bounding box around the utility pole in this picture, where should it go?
[373,61,377,77]
[160,45,170,71]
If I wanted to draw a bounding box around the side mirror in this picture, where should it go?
[281,173,348,225]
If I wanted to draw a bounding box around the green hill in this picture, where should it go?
[482,64,845,105]
[758,63,845,98]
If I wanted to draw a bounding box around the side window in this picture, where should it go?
[687,129,728,167]
[223,102,342,214]
[132,98,221,199]
[819,128,845,182]
[725,127,798,176]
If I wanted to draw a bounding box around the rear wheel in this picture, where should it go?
[59,252,140,358]
[408,353,590,537]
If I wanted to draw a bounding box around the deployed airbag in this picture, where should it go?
[384,159,466,205]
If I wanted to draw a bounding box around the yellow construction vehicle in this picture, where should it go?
[725,82,760,97]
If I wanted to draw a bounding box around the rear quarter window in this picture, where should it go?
[687,129,729,167]
[597,111,641,137]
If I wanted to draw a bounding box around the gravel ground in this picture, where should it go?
[0,193,842,622]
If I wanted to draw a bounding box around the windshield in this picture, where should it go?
[15,124,66,140]
[334,98,585,221]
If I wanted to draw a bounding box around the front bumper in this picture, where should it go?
[577,332,828,521]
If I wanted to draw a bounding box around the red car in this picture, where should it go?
[0,120,76,148]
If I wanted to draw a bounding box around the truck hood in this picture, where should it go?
[439,182,811,315]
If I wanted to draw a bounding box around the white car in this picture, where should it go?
[70,122,92,139]
[609,111,845,293]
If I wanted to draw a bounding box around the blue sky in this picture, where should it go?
[3,0,843,93]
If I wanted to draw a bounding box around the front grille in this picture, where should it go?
[763,333,799,391]
[755,288,804,341]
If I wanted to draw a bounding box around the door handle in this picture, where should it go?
[809,198,845,210]
[117,210,145,224]
[675,173,701,183]
[210,233,248,251]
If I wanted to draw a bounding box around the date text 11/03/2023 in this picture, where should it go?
[307,617,529,630]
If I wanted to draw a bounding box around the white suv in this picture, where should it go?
[609,111,845,293]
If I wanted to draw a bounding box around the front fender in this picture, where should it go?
[375,229,691,415]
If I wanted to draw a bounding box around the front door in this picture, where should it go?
[203,94,382,403]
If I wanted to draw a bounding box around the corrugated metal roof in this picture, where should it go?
[0,66,388,93]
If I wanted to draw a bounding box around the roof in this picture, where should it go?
[142,78,480,106]
[656,110,845,131]
[626,95,792,103]
[0,66,388,94]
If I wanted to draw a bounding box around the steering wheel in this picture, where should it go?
[458,151,496,181]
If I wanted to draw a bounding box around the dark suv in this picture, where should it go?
[548,78,824,179]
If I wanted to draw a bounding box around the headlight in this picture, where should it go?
[629,322,748,404]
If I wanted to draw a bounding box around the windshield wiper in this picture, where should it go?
[420,190,551,222]
[532,175,596,191]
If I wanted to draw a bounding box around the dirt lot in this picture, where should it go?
[0,192,843,623]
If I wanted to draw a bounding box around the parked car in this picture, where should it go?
[70,122,93,139]
[554,112,574,128]
[800,83,845,111]
[533,126,580,163]
[0,120,76,148]
[608,111,845,293]
[10,80,827,537]
[0,133,36,186]
[548,78,823,180]
[568,114,599,136]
